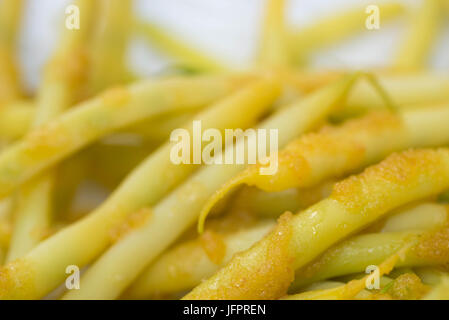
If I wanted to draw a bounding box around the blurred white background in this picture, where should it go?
[17,0,449,92]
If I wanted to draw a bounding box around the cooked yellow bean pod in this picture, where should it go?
[230,182,334,219]
[198,104,449,230]
[134,20,227,73]
[0,78,280,299]
[343,73,449,118]
[126,221,275,299]
[0,75,247,199]
[394,0,444,70]
[285,245,412,300]
[258,0,290,68]
[414,267,449,286]
[292,226,449,290]
[423,277,449,299]
[290,3,405,63]
[0,100,34,142]
[380,202,448,233]
[0,0,24,103]
[4,73,449,142]
[6,0,98,262]
[186,149,449,299]
[62,74,360,300]
[2,0,449,301]
[87,0,133,95]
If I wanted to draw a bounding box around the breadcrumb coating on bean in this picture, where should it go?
[248,149,310,191]
[0,258,35,299]
[248,111,402,192]
[109,208,153,243]
[413,227,449,265]
[331,149,449,214]
[198,112,408,231]
[200,231,227,265]
[205,208,259,234]
[388,273,429,300]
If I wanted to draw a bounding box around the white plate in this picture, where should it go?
[16,0,449,92]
